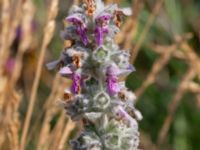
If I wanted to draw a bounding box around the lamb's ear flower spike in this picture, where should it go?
[47,0,141,149]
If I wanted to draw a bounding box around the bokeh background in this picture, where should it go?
[0,0,200,150]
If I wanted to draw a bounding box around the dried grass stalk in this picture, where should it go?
[0,1,22,149]
[157,68,196,145]
[180,43,200,80]
[37,76,68,150]
[58,119,76,150]
[11,0,35,86]
[130,0,164,63]
[0,78,21,150]
[0,0,11,76]
[7,0,22,45]
[48,113,66,150]
[186,82,200,94]
[20,0,59,149]
[115,0,143,46]
[135,45,176,98]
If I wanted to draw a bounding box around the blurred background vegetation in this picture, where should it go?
[0,0,200,150]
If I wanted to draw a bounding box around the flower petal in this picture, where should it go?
[66,13,83,24]
[106,63,121,76]
[96,12,112,22]
[115,106,138,129]
[106,76,120,95]
[46,60,60,70]
[71,73,81,94]
[95,27,103,46]
[59,66,73,75]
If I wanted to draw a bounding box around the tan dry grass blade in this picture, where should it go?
[135,34,198,99]
[0,0,11,76]
[36,75,62,150]
[135,45,176,98]
[58,119,76,150]
[0,78,21,150]
[20,0,59,149]
[37,76,69,150]
[115,0,143,46]
[10,0,35,86]
[186,82,200,94]
[6,88,21,150]
[48,113,66,150]
[123,0,144,50]
[0,1,23,149]
[130,0,164,63]
[180,43,200,80]
[136,33,199,145]
[7,0,23,49]
[157,68,196,145]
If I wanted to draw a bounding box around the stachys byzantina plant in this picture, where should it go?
[47,0,142,149]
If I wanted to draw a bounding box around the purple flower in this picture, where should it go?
[106,64,121,95]
[66,14,88,45]
[59,66,81,94]
[105,63,135,95]
[96,13,112,26]
[106,64,121,76]
[106,75,120,96]
[107,63,135,76]
[119,65,135,76]
[95,13,112,45]
[94,26,109,46]
[115,106,138,129]
[59,66,73,75]
[71,73,81,94]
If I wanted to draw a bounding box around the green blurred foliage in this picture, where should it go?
[126,0,200,150]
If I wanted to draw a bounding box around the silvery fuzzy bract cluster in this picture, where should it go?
[47,0,142,149]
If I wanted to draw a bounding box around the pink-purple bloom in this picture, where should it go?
[105,64,134,95]
[95,13,112,25]
[59,66,73,75]
[106,75,120,96]
[94,26,109,46]
[59,66,82,94]
[106,64,121,76]
[119,65,135,76]
[71,73,82,94]
[66,14,89,45]
[115,106,138,128]
[106,65,121,95]
[95,13,112,45]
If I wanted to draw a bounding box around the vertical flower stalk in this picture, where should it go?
[48,0,142,149]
